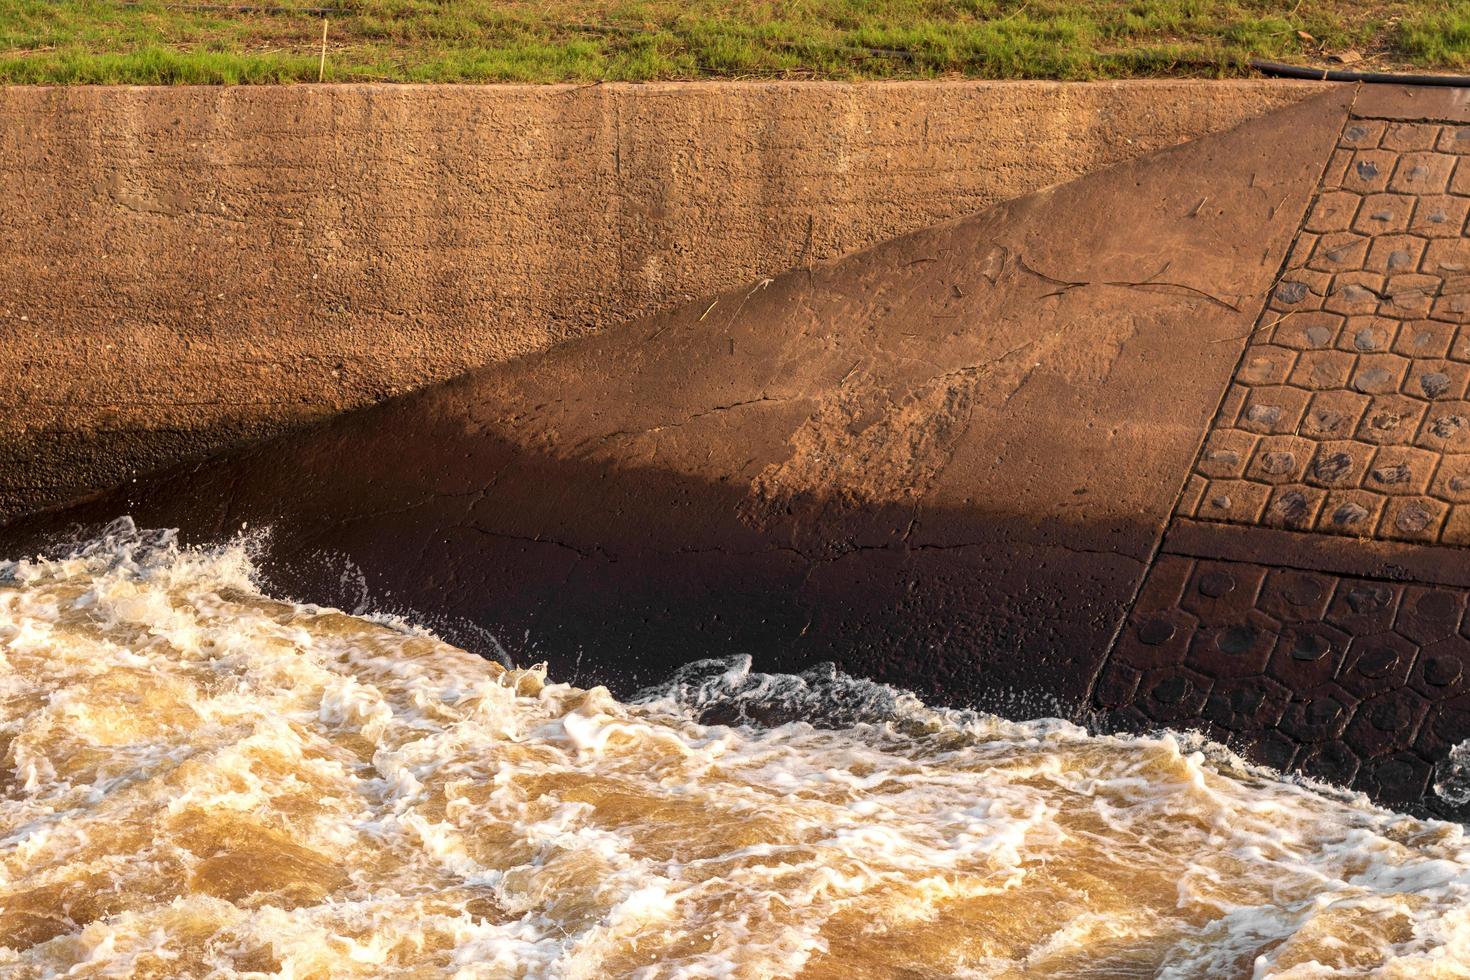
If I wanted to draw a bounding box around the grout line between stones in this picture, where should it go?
[1077,87,1364,713]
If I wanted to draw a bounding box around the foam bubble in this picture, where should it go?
[1,520,1469,976]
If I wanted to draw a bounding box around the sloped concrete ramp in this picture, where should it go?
[21,86,1470,811]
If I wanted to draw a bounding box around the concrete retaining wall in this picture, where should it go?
[0,80,1323,519]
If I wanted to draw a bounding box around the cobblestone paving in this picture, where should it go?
[1098,107,1470,813]
[1181,119,1470,545]
[1096,553,1470,808]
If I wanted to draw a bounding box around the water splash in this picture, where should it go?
[1437,742,1470,808]
[3,523,1470,977]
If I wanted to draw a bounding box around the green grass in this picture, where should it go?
[0,1,1466,84]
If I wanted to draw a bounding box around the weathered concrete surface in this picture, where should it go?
[0,80,1325,520]
[1095,87,1470,817]
[2,89,1352,727]
[1183,114,1470,544]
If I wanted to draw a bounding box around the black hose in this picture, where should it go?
[1250,58,1470,87]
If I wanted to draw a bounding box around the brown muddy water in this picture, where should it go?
[2,521,1470,978]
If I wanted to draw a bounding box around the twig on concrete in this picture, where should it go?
[1020,254,1239,311]
[802,214,815,285]
[318,17,328,82]
[1210,309,1293,344]
[1103,278,1242,312]
[1015,255,1083,290]
[721,277,773,331]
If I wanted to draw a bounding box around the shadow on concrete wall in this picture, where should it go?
[5,424,1157,719]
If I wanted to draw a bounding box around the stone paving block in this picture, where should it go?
[1408,195,1470,237]
[1270,622,1351,688]
[1240,385,1312,434]
[1299,741,1362,784]
[1353,193,1415,234]
[1237,345,1299,386]
[1178,474,1208,515]
[1287,231,1321,270]
[1327,580,1404,634]
[1306,190,1362,233]
[1196,479,1272,524]
[1275,310,1345,349]
[1303,389,1372,439]
[1381,122,1441,152]
[1350,352,1411,395]
[1318,488,1384,534]
[1309,231,1369,272]
[1436,126,1470,154]
[1341,630,1420,698]
[1262,485,1327,529]
[1326,271,1386,316]
[1259,568,1337,622]
[1138,665,1218,723]
[1366,445,1439,495]
[1181,560,1270,625]
[1446,505,1470,546]
[1094,661,1143,709]
[1404,359,1469,401]
[1382,274,1442,317]
[1356,394,1428,445]
[1390,152,1456,193]
[1215,384,1250,427]
[1392,319,1456,359]
[1306,440,1372,489]
[1365,235,1425,275]
[1410,637,1470,698]
[1417,401,1470,452]
[1320,149,1353,190]
[1193,618,1283,682]
[1115,612,1196,670]
[1288,348,1354,390]
[1432,289,1470,323]
[1246,435,1314,484]
[1451,159,1470,193]
[1204,674,1292,731]
[1381,495,1450,543]
[1271,270,1331,312]
[1363,752,1435,805]
[1399,586,1467,645]
[1197,428,1257,479]
[1339,315,1399,353]
[1424,239,1470,278]
[1341,120,1386,148]
[1346,688,1430,758]
[1343,150,1395,193]
[1430,456,1470,503]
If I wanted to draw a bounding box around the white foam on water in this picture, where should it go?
[0,519,1469,978]
[1437,742,1470,808]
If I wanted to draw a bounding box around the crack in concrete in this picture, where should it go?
[588,394,794,449]
[456,524,612,562]
[1016,254,1242,311]
[645,395,789,434]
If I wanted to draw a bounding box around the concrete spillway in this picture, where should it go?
[9,83,1470,815]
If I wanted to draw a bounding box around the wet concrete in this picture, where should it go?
[1100,87,1470,817]
[1,87,1345,697]
[12,84,1470,813]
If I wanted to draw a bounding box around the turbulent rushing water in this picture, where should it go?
[3,524,1470,977]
